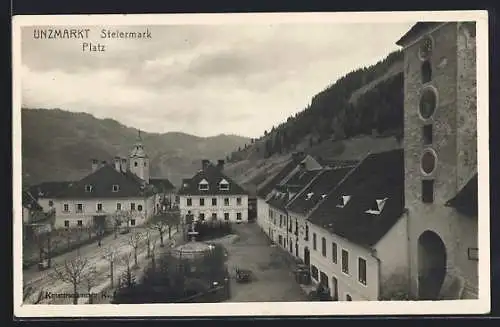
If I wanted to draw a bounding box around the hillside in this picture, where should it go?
[21,108,250,187]
[223,50,405,192]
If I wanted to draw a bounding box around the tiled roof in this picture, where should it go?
[395,22,443,46]
[286,167,353,216]
[149,178,175,191]
[256,154,306,198]
[308,149,405,248]
[29,181,75,199]
[266,192,290,212]
[22,190,43,211]
[178,164,247,196]
[446,173,478,217]
[53,164,156,199]
[283,169,321,188]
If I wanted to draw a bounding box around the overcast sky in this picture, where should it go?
[21,22,414,138]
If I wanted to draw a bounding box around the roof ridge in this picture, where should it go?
[305,152,371,220]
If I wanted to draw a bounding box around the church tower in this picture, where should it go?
[129,130,150,184]
[396,22,478,300]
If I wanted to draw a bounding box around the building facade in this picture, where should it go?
[178,159,249,225]
[396,22,478,300]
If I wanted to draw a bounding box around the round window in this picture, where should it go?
[419,36,433,60]
[137,204,143,212]
[419,87,437,120]
[421,150,437,175]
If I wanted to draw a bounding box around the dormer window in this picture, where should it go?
[336,195,351,208]
[219,179,229,191]
[365,197,388,215]
[112,184,120,192]
[199,179,209,191]
[85,184,93,192]
[305,192,314,200]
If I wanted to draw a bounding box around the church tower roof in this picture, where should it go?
[130,130,148,158]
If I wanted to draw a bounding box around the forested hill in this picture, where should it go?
[226,50,404,162]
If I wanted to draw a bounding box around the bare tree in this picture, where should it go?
[144,229,153,258]
[84,221,94,240]
[103,247,117,288]
[109,210,124,239]
[128,232,143,267]
[151,221,167,247]
[121,210,133,233]
[150,238,157,271]
[118,251,136,288]
[53,256,89,305]
[23,283,44,304]
[82,264,98,304]
[34,229,61,269]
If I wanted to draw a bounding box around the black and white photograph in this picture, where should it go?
[12,11,489,317]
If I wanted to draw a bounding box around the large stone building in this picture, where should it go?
[28,133,175,229]
[178,159,249,225]
[396,22,478,299]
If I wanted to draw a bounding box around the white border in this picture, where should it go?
[12,10,490,317]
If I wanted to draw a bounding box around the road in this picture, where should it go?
[23,226,181,304]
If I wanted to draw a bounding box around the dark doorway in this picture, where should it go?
[418,230,447,300]
[93,216,106,229]
[331,276,339,301]
[304,247,310,267]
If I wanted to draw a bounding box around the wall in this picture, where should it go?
[257,197,269,230]
[179,195,249,223]
[53,197,151,229]
[308,223,380,301]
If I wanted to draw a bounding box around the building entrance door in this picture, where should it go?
[418,230,447,300]
[304,247,310,267]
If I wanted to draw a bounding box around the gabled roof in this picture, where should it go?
[29,181,75,199]
[446,173,478,217]
[22,190,43,211]
[308,149,405,248]
[286,167,353,216]
[149,178,176,191]
[54,164,155,199]
[178,164,247,196]
[395,22,444,46]
[256,154,306,198]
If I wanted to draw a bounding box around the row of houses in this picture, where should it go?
[256,21,479,301]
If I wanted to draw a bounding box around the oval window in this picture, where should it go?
[419,88,437,120]
[137,204,143,212]
[421,150,437,175]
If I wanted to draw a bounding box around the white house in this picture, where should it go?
[178,159,249,225]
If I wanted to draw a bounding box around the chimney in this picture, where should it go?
[120,158,128,172]
[91,159,99,172]
[113,157,121,172]
[202,159,210,170]
[217,159,225,171]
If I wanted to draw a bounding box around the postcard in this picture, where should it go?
[12,11,490,317]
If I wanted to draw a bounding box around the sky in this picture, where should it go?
[20,22,415,138]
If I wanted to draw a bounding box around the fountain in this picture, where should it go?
[170,221,215,260]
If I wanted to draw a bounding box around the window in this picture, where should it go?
[212,213,217,221]
[305,224,309,241]
[76,203,83,213]
[419,36,433,60]
[97,203,103,212]
[219,180,229,191]
[224,213,229,221]
[63,204,69,212]
[199,179,209,191]
[358,257,367,285]
[423,125,433,145]
[200,198,205,206]
[116,203,122,211]
[313,233,317,250]
[212,198,217,206]
[295,220,298,235]
[137,204,143,212]
[332,242,338,263]
[131,219,136,226]
[321,237,327,257]
[187,198,192,206]
[131,203,136,211]
[421,60,432,83]
[112,184,120,192]
[199,213,205,221]
[144,162,147,167]
[311,265,319,281]
[279,215,283,227]
[64,220,69,228]
[422,179,435,203]
[236,212,242,220]
[421,150,437,175]
[419,87,437,120]
[224,198,229,206]
[134,161,138,167]
[236,197,242,205]
[48,200,53,207]
[342,249,349,274]
[346,294,352,301]
[85,184,93,192]
[336,195,351,208]
[77,220,83,227]
[365,198,389,215]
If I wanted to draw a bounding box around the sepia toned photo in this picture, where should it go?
[12,11,489,317]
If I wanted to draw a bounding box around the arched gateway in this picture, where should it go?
[418,230,447,300]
